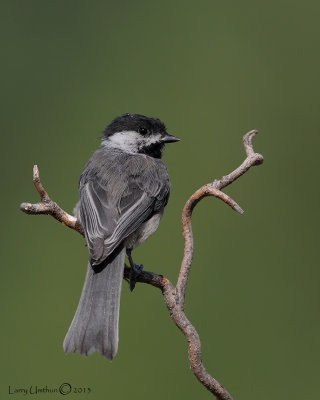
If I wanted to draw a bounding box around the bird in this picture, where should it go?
[63,113,180,360]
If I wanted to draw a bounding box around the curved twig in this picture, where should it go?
[176,130,263,307]
[20,165,84,235]
[20,130,263,399]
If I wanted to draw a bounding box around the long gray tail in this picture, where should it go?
[63,248,125,360]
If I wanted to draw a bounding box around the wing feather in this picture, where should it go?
[79,151,170,264]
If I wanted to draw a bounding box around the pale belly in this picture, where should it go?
[125,208,164,250]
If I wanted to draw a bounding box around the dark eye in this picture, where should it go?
[139,127,148,135]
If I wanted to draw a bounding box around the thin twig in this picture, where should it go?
[20,130,263,399]
[176,130,263,306]
[216,130,263,191]
[20,165,84,235]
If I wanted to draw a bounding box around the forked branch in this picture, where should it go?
[20,165,84,236]
[20,130,263,399]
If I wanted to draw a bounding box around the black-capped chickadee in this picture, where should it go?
[63,114,180,360]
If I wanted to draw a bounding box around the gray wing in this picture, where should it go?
[79,155,170,264]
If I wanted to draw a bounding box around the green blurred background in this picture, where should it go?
[1,1,319,399]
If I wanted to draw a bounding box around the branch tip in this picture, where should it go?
[33,164,39,181]
[253,153,264,166]
[234,205,244,215]
[243,129,260,158]
[20,202,31,212]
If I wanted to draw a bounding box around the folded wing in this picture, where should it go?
[79,155,170,264]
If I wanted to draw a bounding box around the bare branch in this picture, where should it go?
[123,265,168,290]
[32,164,50,202]
[216,130,263,191]
[176,130,263,306]
[19,130,263,400]
[20,165,84,236]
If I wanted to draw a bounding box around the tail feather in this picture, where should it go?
[63,248,125,360]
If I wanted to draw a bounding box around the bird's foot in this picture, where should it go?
[129,263,143,292]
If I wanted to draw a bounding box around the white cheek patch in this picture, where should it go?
[103,131,163,153]
[104,131,142,153]
[145,133,162,145]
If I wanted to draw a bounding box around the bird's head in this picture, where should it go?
[102,114,180,158]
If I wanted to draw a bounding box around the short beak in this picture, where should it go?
[161,133,181,143]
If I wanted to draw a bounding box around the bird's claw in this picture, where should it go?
[129,264,143,291]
